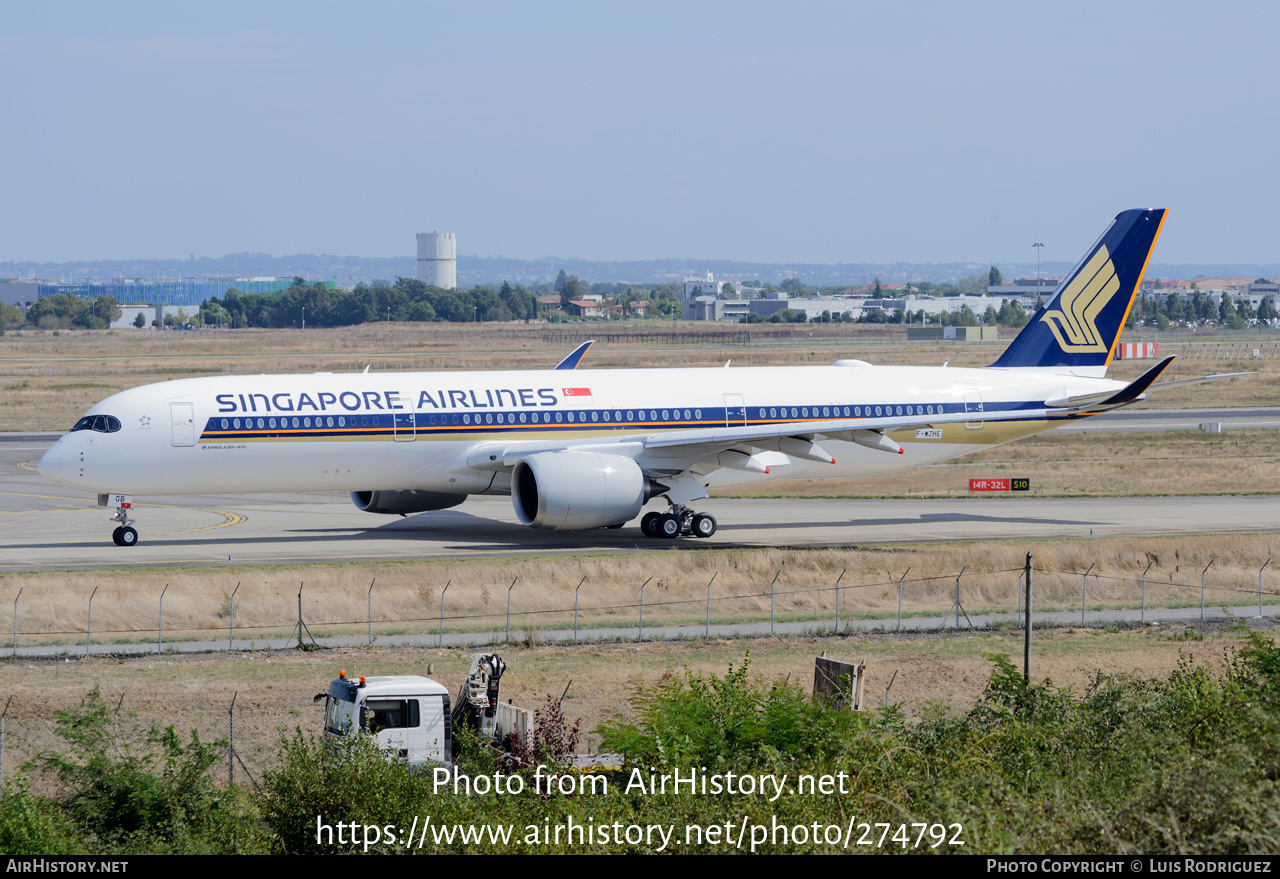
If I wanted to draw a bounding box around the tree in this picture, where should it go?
[873,277,882,297]
[988,266,1004,287]
[133,311,146,328]
[0,302,23,330]
[560,278,583,311]
[554,269,569,293]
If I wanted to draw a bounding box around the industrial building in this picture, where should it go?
[416,231,457,290]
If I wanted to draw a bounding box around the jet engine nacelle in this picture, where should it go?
[513,451,651,530]
[350,490,467,515]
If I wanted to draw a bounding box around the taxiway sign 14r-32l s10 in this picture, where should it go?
[39,209,1247,546]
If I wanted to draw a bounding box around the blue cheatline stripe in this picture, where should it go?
[197,399,1053,442]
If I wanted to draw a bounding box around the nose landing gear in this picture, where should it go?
[109,502,138,547]
[640,503,717,539]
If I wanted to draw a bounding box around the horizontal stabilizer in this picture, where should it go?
[1045,356,1175,410]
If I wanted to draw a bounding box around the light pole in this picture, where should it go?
[1033,242,1045,298]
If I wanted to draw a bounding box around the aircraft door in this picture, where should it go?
[723,394,746,426]
[393,412,416,442]
[963,389,984,430]
[170,403,195,446]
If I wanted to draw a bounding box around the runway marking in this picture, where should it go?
[18,461,40,471]
[151,508,249,537]
[0,490,97,504]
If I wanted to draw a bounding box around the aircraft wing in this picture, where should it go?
[463,358,1244,478]
[463,405,1054,475]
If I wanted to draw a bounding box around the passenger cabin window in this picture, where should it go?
[70,415,121,433]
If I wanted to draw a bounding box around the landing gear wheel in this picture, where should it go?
[117,527,138,547]
[641,512,661,537]
[691,513,717,538]
[112,527,124,546]
[657,513,681,539]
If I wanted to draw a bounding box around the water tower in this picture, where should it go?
[416,232,456,290]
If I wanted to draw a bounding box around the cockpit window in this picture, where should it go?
[70,415,121,433]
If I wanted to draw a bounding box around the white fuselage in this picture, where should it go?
[38,363,1119,500]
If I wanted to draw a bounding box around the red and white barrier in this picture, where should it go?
[1116,342,1158,359]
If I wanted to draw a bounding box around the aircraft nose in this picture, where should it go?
[37,439,70,486]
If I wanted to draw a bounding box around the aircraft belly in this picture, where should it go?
[91,437,457,495]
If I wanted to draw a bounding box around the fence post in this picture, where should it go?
[86,586,98,655]
[158,583,168,653]
[112,694,124,764]
[502,578,518,643]
[833,568,846,634]
[701,573,721,637]
[638,578,651,641]
[1141,561,1153,623]
[574,576,586,642]
[438,581,451,647]
[948,567,969,629]
[897,568,910,633]
[768,568,781,637]
[1201,559,1214,622]
[367,578,376,645]
[1024,553,1033,682]
[228,582,239,649]
[1081,563,1094,624]
[1016,573,1023,627]
[1261,558,1272,619]
[12,588,20,657]
[0,695,11,784]
[228,692,236,788]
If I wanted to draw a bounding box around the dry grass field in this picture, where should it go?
[3,534,1277,650]
[733,428,1280,497]
[1,322,1276,430]
[0,620,1265,787]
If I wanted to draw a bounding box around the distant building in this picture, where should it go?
[681,272,760,302]
[565,300,610,318]
[0,281,39,312]
[416,232,457,290]
[987,278,1061,297]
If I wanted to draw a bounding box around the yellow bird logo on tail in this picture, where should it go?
[1040,245,1121,353]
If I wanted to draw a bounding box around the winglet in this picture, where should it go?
[554,340,594,370]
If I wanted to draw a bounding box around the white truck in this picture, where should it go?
[317,653,531,768]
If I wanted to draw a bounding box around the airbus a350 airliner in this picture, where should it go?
[39,209,1245,545]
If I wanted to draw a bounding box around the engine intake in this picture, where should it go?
[350,490,466,516]
[513,452,659,530]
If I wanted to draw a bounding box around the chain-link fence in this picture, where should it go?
[0,690,274,794]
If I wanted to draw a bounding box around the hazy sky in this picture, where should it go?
[3,2,1276,267]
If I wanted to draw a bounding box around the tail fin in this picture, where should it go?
[989,208,1167,371]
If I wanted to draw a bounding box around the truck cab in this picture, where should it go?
[322,671,451,766]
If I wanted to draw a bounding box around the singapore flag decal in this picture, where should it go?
[562,388,592,397]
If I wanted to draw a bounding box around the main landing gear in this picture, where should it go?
[640,503,717,540]
[110,503,138,547]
